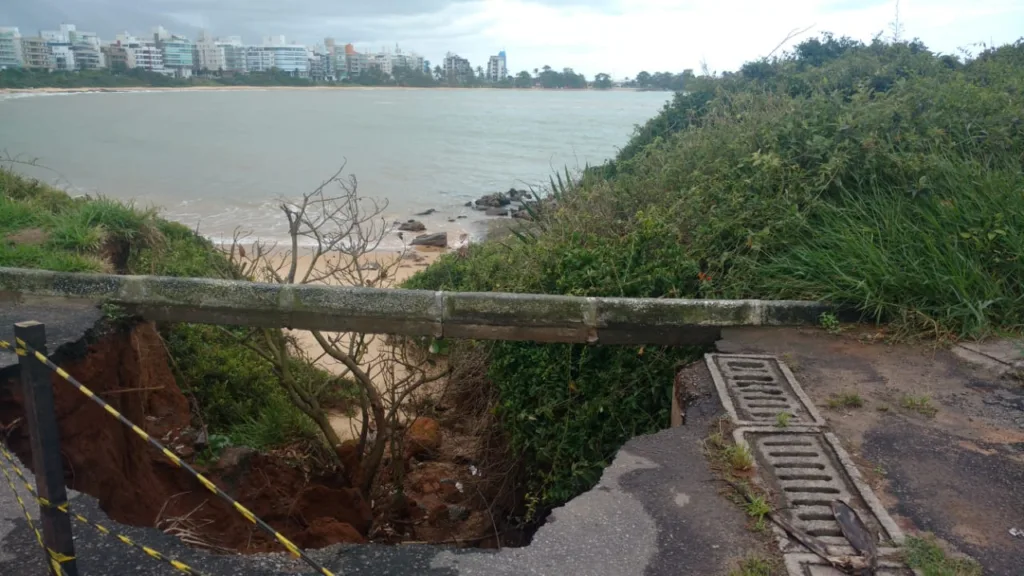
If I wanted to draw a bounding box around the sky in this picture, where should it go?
[3,0,1022,78]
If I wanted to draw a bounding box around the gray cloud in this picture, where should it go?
[2,0,610,45]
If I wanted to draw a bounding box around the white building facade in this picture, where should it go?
[0,27,23,69]
[487,51,507,82]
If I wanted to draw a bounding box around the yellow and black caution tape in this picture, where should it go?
[0,449,68,576]
[14,338,337,576]
[0,447,208,576]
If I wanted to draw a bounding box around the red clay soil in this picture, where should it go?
[0,321,371,552]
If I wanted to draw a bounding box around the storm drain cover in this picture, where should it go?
[706,354,825,427]
[784,554,912,576]
[737,428,903,555]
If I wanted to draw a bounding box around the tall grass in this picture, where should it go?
[755,180,1024,337]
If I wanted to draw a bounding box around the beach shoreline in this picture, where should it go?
[0,85,642,96]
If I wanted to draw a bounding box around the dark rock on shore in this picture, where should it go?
[474,193,511,209]
[411,232,447,247]
[399,220,427,232]
[472,188,534,212]
[415,209,437,216]
[485,207,510,217]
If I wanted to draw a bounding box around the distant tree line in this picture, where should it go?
[1,63,697,92]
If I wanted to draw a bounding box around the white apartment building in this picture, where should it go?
[50,44,75,70]
[21,37,53,69]
[0,27,23,69]
[194,30,225,72]
[258,37,308,76]
[487,51,507,82]
[244,45,274,72]
[443,52,472,82]
[115,33,165,73]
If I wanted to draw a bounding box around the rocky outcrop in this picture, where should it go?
[411,232,448,248]
[399,220,427,232]
[472,189,535,216]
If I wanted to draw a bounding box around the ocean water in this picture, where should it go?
[0,88,669,247]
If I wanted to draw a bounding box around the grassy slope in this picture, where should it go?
[0,168,325,451]
[405,37,1024,512]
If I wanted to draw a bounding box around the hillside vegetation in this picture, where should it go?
[0,168,330,452]
[406,35,1024,512]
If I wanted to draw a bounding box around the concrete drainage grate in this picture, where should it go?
[706,354,825,427]
[734,427,904,558]
[784,554,912,575]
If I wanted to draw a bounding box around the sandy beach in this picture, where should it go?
[238,242,447,442]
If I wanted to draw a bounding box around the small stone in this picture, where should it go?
[448,505,470,522]
[415,209,437,216]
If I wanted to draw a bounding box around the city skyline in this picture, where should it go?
[4,1,1024,78]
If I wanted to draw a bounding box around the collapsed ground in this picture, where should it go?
[2,32,1024,567]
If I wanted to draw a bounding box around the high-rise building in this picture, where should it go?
[345,50,370,78]
[194,30,224,72]
[156,32,193,77]
[219,41,247,73]
[244,46,273,73]
[70,43,104,69]
[443,52,472,83]
[0,27,23,69]
[115,33,164,73]
[22,37,54,70]
[487,51,507,83]
[101,43,127,70]
[50,44,76,71]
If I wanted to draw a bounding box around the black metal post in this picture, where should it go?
[15,321,78,576]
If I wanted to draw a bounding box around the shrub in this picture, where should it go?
[407,36,1024,514]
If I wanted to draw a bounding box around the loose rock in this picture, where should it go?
[415,209,437,216]
[406,417,442,457]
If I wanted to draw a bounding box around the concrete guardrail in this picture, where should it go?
[0,267,831,345]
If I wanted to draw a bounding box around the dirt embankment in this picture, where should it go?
[0,321,371,552]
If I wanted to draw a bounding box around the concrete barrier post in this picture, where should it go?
[15,321,78,576]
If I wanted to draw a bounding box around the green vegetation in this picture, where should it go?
[774,412,791,427]
[726,444,755,471]
[827,393,865,410]
[900,394,938,417]
[728,557,777,576]
[904,535,982,576]
[631,69,694,91]
[819,312,841,334]
[407,34,1024,515]
[745,494,772,525]
[0,167,329,451]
